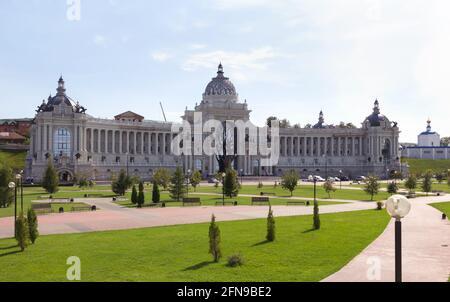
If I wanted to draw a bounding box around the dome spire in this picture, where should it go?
[57,76,66,96]
[426,118,432,132]
[217,62,224,77]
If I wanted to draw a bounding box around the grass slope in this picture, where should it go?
[0,209,389,282]
[0,150,26,171]
[430,202,450,219]
[403,158,450,175]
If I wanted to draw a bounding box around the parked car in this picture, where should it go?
[354,176,366,183]
[207,177,219,184]
[313,176,326,182]
[339,176,350,181]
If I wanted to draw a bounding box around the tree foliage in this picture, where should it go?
[42,161,59,194]
[387,182,398,195]
[131,185,138,204]
[0,163,13,208]
[404,175,417,194]
[137,182,145,208]
[15,212,29,251]
[281,170,299,196]
[266,206,276,242]
[169,167,186,201]
[313,200,320,230]
[323,180,336,198]
[209,214,222,263]
[111,169,132,196]
[421,170,433,195]
[152,182,160,203]
[363,175,380,201]
[153,168,171,190]
[223,169,239,198]
[27,207,39,244]
[189,170,202,192]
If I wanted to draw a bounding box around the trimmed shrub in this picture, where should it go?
[27,208,39,244]
[266,206,275,242]
[376,201,384,210]
[209,214,222,263]
[227,253,245,267]
[15,212,29,251]
[313,200,320,230]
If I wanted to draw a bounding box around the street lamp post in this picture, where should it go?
[222,172,226,206]
[17,171,23,212]
[8,181,16,236]
[186,169,191,196]
[240,169,243,186]
[385,195,411,282]
[313,177,317,203]
[339,170,343,189]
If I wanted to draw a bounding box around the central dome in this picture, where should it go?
[203,64,237,98]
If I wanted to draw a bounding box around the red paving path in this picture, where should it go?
[0,198,372,238]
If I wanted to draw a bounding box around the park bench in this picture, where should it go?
[182,197,201,206]
[141,203,160,208]
[71,205,95,212]
[260,192,276,196]
[31,203,53,214]
[251,196,270,205]
[215,201,237,206]
[286,201,309,206]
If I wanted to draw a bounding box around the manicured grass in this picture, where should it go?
[116,193,341,208]
[49,202,92,213]
[430,202,450,219]
[0,188,115,218]
[0,150,26,171]
[402,158,450,175]
[195,185,390,201]
[0,209,390,282]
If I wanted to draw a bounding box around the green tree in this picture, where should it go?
[422,170,433,195]
[266,206,276,242]
[266,116,278,128]
[42,161,59,194]
[189,170,202,192]
[223,169,239,198]
[363,175,380,201]
[435,172,445,184]
[152,182,160,203]
[153,168,171,190]
[0,163,13,208]
[15,212,29,251]
[387,182,398,195]
[137,182,145,208]
[169,167,186,201]
[131,185,138,205]
[323,180,336,198]
[27,207,39,244]
[313,200,320,230]
[404,175,417,195]
[209,214,222,262]
[281,170,299,196]
[111,170,132,196]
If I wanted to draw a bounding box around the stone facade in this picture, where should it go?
[27,65,401,182]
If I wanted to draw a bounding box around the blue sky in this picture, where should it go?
[1,0,449,142]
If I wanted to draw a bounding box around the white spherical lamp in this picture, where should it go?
[386,195,411,219]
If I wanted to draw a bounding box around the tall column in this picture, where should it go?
[133,131,137,155]
[126,131,130,154]
[155,133,159,155]
[90,129,94,153]
[162,133,166,155]
[140,132,144,155]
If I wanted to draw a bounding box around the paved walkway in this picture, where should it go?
[322,195,450,282]
[0,198,373,239]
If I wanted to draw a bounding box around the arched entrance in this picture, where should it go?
[58,170,73,183]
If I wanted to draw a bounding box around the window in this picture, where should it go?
[53,128,71,157]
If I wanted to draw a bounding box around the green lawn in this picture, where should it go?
[195,185,390,201]
[0,188,115,218]
[0,150,27,171]
[402,158,450,175]
[0,209,389,282]
[116,193,341,208]
[430,202,450,219]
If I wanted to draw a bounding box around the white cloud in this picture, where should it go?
[151,51,173,62]
[93,35,107,46]
[182,47,281,81]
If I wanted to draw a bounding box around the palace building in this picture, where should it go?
[26,64,401,182]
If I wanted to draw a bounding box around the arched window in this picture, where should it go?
[54,128,71,157]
